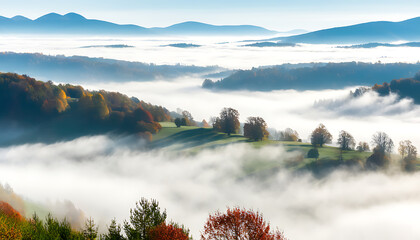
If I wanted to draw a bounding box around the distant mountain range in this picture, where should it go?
[266,17,420,44]
[0,12,277,36]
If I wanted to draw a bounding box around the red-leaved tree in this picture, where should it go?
[201,207,286,240]
[149,223,189,240]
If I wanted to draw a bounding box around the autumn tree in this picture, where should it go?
[213,108,240,136]
[148,223,189,240]
[398,140,417,159]
[337,130,355,150]
[399,140,418,171]
[83,217,98,240]
[278,128,299,141]
[201,119,210,128]
[356,142,370,152]
[201,207,286,240]
[371,132,394,154]
[310,124,332,147]
[243,117,269,141]
[182,110,196,126]
[124,198,167,240]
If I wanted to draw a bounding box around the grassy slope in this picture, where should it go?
[153,124,420,175]
[153,123,370,160]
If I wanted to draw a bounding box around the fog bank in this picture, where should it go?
[1,136,420,239]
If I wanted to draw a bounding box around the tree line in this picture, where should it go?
[202,107,417,171]
[0,198,286,240]
[0,73,171,140]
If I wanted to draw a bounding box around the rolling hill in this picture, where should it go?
[267,17,420,44]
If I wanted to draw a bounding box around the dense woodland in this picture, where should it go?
[202,62,420,91]
[371,72,420,104]
[0,73,170,140]
[0,52,223,83]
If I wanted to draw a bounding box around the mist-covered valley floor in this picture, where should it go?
[2,135,420,240]
[1,35,420,239]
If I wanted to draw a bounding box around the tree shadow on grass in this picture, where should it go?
[150,128,246,150]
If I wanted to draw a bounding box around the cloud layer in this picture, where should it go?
[1,135,420,239]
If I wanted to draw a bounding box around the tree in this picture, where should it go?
[243,117,269,141]
[201,207,286,240]
[213,108,240,136]
[399,140,418,172]
[307,148,319,160]
[174,118,182,128]
[371,132,394,153]
[124,198,167,240]
[356,142,370,152]
[398,140,417,159]
[310,124,332,147]
[148,223,189,240]
[337,130,355,150]
[83,217,98,240]
[182,110,196,126]
[366,146,390,170]
[103,218,125,240]
[278,128,299,141]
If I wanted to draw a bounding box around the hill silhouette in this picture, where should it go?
[265,17,420,44]
[0,13,276,36]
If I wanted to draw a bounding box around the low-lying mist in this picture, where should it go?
[83,79,420,147]
[1,135,420,239]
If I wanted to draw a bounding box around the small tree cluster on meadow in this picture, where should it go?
[213,107,241,136]
[175,110,197,127]
[213,108,270,141]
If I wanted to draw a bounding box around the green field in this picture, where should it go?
[153,123,372,165]
[153,123,420,174]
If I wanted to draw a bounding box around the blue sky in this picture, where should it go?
[1,0,419,31]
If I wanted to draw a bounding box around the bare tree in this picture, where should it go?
[371,132,394,153]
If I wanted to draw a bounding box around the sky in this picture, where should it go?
[0,0,419,31]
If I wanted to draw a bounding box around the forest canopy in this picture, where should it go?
[0,73,170,141]
[202,62,420,91]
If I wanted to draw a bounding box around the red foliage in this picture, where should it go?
[0,201,24,222]
[201,207,286,240]
[149,223,189,240]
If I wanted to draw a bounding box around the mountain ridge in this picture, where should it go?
[266,17,420,44]
[0,12,276,36]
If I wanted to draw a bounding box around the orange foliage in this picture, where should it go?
[0,201,23,240]
[0,216,22,240]
[149,223,189,240]
[0,201,23,222]
[201,207,286,240]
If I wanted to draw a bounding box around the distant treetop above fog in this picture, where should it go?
[203,62,420,91]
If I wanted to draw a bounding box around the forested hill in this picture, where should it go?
[0,52,224,83]
[202,62,420,91]
[0,73,170,143]
[371,73,420,104]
